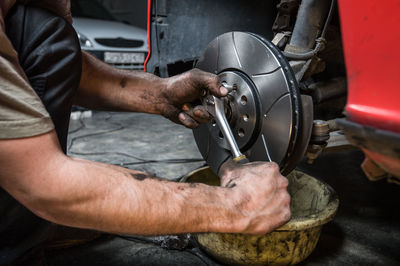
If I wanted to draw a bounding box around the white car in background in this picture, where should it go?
[71,0,147,70]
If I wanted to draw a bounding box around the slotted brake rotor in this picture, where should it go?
[193,31,303,174]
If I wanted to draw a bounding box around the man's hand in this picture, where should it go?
[158,68,228,128]
[219,161,291,235]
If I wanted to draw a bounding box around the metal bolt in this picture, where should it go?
[206,97,214,105]
[222,82,238,92]
[240,95,247,105]
[238,129,245,137]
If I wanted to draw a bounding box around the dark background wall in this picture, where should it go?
[99,0,147,29]
[146,0,278,76]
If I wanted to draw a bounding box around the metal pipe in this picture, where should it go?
[285,0,331,53]
[283,39,325,60]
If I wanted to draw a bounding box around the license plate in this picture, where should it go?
[104,52,145,64]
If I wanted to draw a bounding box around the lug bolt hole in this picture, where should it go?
[242,114,249,122]
[219,131,224,139]
[240,95,247,105]
[211,119,217,127]
[238,128,245,138]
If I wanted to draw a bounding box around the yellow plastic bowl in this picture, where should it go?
[181,167,339,265]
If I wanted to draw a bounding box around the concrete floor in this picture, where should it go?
[298,152,400,265]
[67,111,205,180]
[49,111,400,265]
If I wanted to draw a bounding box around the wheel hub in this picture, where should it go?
[206,71,261,152]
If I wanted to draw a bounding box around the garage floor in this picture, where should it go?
[47,111,400,265]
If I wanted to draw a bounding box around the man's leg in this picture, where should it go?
[6,4,82,152]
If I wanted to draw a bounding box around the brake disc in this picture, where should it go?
[193,31,305,174]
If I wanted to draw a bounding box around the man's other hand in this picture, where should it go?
[159,69,228,128]
[219,161,291,235]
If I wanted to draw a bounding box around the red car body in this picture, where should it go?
[338,0,400,178]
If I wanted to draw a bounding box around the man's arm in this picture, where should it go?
[0,130,290,235]
[75,52,227,128]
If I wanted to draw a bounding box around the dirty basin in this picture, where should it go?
[181,167,339,265]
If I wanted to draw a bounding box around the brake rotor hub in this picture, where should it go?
[206,71,260,152]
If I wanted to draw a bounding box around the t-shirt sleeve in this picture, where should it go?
[0,28,54,139]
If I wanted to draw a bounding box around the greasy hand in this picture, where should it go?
[159,69,228,128]
[219,161,291,235]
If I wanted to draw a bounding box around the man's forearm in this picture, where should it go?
[0,131,240,235]
[76,52,227,128]
[1,130,290,236]
[75,51,167,114]
[41,159,238,235]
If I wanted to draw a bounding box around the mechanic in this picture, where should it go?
[0,1,291,264]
